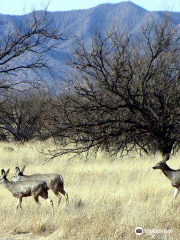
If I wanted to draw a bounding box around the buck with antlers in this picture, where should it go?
[0,169,54,211]
[153,161,180,201]
[12,166,69,206]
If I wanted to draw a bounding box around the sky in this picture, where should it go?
[0,0,179,15]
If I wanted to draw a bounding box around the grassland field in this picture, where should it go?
[0,140,180,240]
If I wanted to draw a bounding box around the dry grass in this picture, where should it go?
[0,141,180,239]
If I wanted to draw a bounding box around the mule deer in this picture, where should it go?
[12,166,69,206]
[153,162,180,201]
[0,169,54,211]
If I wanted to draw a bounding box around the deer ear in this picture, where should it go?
[1,169,5,176]
[21,166,25,173]
[5,169,10,176]
[16,167,20,173]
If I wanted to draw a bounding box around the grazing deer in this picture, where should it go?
[153,162,180,201]
[12,166,69,206]
[0,169,54,211]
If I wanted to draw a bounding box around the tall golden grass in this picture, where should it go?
[0,140,180,239]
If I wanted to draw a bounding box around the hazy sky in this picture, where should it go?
[0,0,179,15]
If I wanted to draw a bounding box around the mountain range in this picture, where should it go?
[0,1,180,83]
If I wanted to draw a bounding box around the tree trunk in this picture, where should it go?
[162,153,170,162]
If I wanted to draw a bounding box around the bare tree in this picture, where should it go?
[48,18,180,161]
[0,9,67,94]
[0,8,68,142]
[0,90,47,142]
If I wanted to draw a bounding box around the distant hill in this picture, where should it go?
[0,1,180,83]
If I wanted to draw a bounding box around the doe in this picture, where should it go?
[12,166,69,206]
[153,162,180,201]
[0,169,54,211]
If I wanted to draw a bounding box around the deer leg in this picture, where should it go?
[65,192,69,205]
[56,192,62,207]
[52,188,62,207]
[173,188,179,204]
[46,198,54,214]
[34,196,41,209]
[39,188,54,213]
[174,188,179,199]
[16,197,22,210]
[59,188,69,205]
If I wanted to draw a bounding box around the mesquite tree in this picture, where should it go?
[49,18,180,161]
[0,91,47,142]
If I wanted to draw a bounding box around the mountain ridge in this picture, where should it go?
[0,1,180,82]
